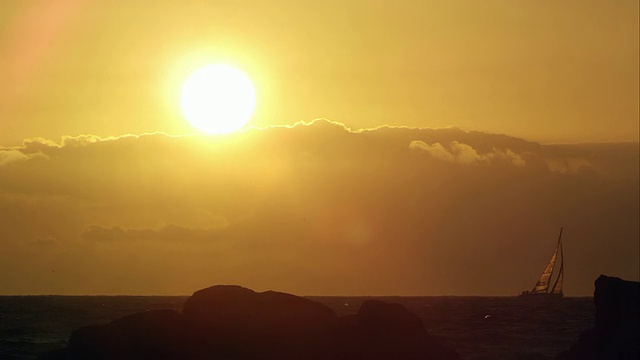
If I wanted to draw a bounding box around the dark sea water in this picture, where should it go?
[0,296,594,360]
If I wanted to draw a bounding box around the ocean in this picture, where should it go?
[0,296,594,360]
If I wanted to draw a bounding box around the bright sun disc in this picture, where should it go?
[180,64,256,134]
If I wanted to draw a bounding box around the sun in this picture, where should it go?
[180,64,256,134]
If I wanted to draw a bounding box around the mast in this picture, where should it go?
[551,229,564,294]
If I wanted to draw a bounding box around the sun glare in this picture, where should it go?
[180,64,256,134]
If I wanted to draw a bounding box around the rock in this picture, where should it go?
[334,300,459,360]
[593,275,640,359]
[556,275,640,360]
[39,309,189,360]
[39,285,461,360]
[357,300,427,335]
[183,285,338,336]
[182,285,340,358]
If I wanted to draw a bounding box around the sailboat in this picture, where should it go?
[519,228,564,298]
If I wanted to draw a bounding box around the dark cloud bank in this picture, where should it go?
[0,120,637,295]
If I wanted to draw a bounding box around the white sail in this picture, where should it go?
[521,228,565,298]
[531,246,558,293]
[530,228,564,294]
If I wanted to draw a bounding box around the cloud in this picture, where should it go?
[409,140,526,166]
[82,225,128,242]
[60,134,104,147]
[0,148,50,166]
[0,120,637,295]
[410,141,457,162]
[546,157,597,174]
[82,224,223,242]
[488,148,526,167]
[27,237,58,249]
[22,137,59,152]
[0,149,30,166]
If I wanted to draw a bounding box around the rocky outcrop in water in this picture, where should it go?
[39,285,460,360]
[556,274,640,360]
[183,285,337,337]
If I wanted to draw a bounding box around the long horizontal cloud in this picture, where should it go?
[82,224,223,242]
[409,140,527,166]
[0,119,614,175]
[0,120,637,295]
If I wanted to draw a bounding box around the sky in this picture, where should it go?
[0,1,638,295]
[1,0,638,145]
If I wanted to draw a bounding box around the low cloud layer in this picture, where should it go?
[409,140,527,166]
[82,224,223,243]
[0,120,637,295]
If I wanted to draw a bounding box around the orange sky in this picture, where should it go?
[1,0,638,145]
[1,121,638,295]
[0,1,638,296]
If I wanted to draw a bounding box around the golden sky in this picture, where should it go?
[1,121,638,295]
[1,0,638,145]
[0,1,638,296]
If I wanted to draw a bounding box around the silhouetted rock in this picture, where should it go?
[39,284,461,360]
[358,300,427,335]
[593,275,640,359]
[183,284,338,336]
[182,285,340,359]
[335,300,459,360]
[556,274,639,360]
[39,309,190,360]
